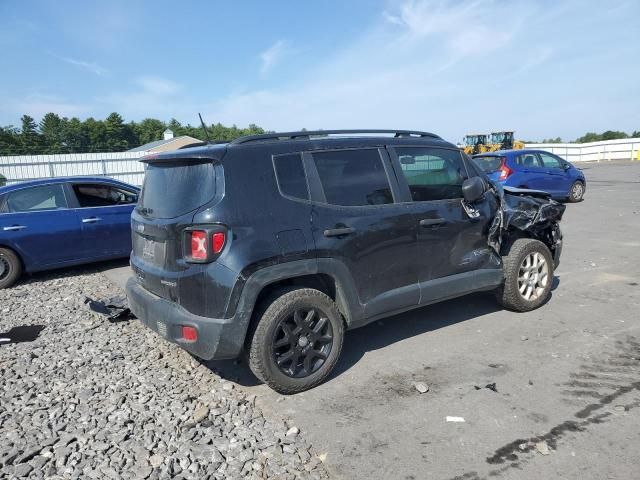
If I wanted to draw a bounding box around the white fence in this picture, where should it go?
[1,137,639,186]
[525,137,640,163]
[0,152,146,186]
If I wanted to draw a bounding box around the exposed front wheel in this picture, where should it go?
[496,239,554,312]
[0,248,22,289]
[568,181,584,202]
[248,288,344,394]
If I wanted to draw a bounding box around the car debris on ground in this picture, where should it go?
[474,382,498,393]
[84,295,135,322]
[0,325,45,346]
[535,441,551,456]
[413,382,430,394]
[446,416,466,423]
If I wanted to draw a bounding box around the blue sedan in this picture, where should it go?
[0,176,139,288]
[472,149,586,202]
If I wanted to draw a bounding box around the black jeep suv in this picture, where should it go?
[126,130,563,393]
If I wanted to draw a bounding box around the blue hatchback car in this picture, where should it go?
[472,149,586,202]
[0,176,139,288]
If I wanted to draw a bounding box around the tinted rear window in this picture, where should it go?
[139,161,215,219]
[312,149,393,206]
[273,153,309,200]
[473,155,504,173]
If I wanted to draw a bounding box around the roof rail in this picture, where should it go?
[229,129,441,145]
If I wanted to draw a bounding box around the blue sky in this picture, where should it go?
[1,0,638,142]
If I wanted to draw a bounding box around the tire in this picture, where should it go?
[0,247,22,289]
[495,238,554,312]
[248,288,344,394]
[568,181,585,202]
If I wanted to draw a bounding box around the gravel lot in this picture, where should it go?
[0,270,328,479]
[2,161,639,480]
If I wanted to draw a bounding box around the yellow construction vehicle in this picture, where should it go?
[462,133,489,155]
[488,131,524,151]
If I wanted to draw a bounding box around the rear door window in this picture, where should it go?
[6,184,68,212]
[273,153,309,200]
[139,161,216,218]
[394,147,468,202]
[72,184,138,207]
[311,149,393,206]
[516,153,543,168]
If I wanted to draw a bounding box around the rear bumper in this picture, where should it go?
[126,277,246,360]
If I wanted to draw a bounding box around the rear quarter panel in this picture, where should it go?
[167,146,317,319]
[214,146,316,279]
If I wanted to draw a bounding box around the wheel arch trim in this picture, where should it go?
[235,259,363,331]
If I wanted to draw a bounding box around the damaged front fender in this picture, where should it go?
[484,183,566,262]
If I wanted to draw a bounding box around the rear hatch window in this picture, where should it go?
[138,160,215,219]
[472,155,504,173]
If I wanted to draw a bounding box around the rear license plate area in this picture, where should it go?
[134,234,166,265]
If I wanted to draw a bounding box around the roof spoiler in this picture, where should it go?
[140,151,224,164]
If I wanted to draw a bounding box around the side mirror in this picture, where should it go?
[462,177,485,203]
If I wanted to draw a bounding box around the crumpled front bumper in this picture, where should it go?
[552,228,563,268]
[487,183,566,259]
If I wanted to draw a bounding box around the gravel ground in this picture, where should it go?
[0,268,329,480]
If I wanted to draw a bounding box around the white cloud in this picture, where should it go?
[50,53,109,76]
[387,0,518,59]
[382,11,403,25]
[510,46,554,77]
[100,76,192,121]
[206,0,533,137]
[135,76,182,96]
[7,94,90,120]
[260,40,288,74]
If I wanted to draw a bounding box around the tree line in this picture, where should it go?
[538,130,640,144]
[1,112,639,156]
[0,113,265,156]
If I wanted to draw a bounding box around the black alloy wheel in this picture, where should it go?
[247,288,345,394]
[272,307,334,378]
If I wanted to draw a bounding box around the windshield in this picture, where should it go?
[138,160,215,219]
[465,135,486,146]
[472,155,504,173]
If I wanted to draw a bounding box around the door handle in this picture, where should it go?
[419,218,447,227]
[324,227,356,237]
[3,225,26,231]
[82,217,102,223]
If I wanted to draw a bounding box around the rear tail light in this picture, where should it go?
[185,227,227,263]
[212,232,225,254]
[182,326,197,342]
[190,231,208,260]
[498,158,512,180]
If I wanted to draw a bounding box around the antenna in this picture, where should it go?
[198,113,212,144]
